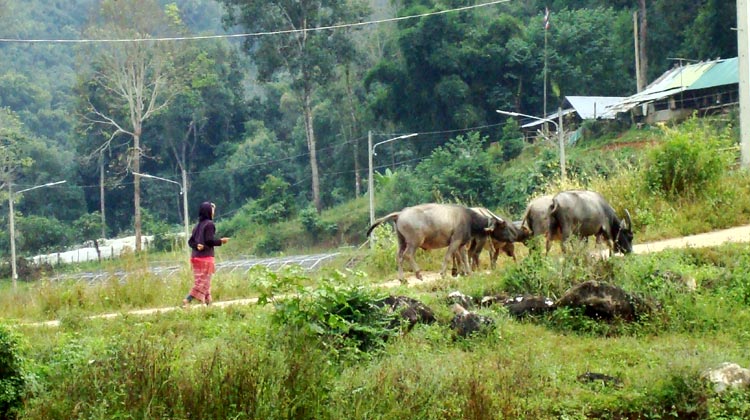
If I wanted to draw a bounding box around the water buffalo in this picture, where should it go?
[367,203,498,282]
[521,195,555,238]
[466,219,529,269]
[547,190,633,255]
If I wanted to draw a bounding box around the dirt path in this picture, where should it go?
[26,224,750,327]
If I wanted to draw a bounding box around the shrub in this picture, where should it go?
[415,132,501,205]
[252,268,398,361]
[16,215,72,254]
[0,324,29,418]
[299,207,338,236]
[644,117,734,198]
[254,232,283,255]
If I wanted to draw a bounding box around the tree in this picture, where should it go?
[79,0,183,251]
[637,0,648,90]
[0,108,33,193]
[219,0,370,212]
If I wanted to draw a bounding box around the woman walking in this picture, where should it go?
[183,201,229,307]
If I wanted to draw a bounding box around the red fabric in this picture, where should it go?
[189,256,216,303]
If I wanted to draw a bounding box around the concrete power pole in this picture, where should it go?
[739,0,750,168]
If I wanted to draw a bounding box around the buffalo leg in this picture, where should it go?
[402,243,421,281]
[489,239,500,269]
[396,234,408,281]
[442,240,470,278]
[468,236,486,270]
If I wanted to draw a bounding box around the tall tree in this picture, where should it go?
[219,0,370,212]
[637,0,648,88]
[0,108,32,192]
[79,0,182,251]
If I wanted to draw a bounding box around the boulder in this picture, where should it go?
[503,296,556,318]
[375,295,436,332]
[703,362,750,393]
[449,304,495,338]
[446,290,475,309]
[556,280,651,321]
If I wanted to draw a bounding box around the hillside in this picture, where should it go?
[220,115,747,258]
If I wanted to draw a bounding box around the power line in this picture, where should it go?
[0,0,512,44]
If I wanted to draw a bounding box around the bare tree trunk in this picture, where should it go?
[99,151,106,239]
[638,0,648,86]
[344,64,362,197]
[303,89,321,212]
[133,129,142,252]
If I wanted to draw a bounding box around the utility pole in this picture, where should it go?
[368,130,374,229]
[181,167,190,250]
[559,107,566,180]
[634,11,643,92]
[8,182,16,288]
[739,0,750,168]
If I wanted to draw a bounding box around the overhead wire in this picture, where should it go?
[0,0,512,44]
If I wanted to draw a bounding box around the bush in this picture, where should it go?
[0,324,30,418]
[253,269,398,361]
[299,207,338,237]
[644,117,734,198]
[254,232,283,255]
[16,215,72,254]
[415,132,502,205]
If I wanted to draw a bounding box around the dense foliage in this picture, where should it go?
[0,0,739,260]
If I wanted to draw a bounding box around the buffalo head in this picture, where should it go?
[614,209,634,254]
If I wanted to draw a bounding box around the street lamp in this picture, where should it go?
[132,172,189,254]
[368,132,418,240]
[8,180,66,288]
[497,108,566,180]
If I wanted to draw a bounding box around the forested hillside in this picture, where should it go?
[0,0,738,258]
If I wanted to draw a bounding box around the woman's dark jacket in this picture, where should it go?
[188,202,223,258]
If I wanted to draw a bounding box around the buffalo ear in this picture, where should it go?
[484,217,498,232]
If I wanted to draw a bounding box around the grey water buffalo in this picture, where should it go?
[547,190,633,254]
[521,195,555,239]
[367,203,498,282]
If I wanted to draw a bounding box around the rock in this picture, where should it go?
[556,280,652,322]
[446,290,475,309]
[503,295,556,318]
[479,294,508,307]
[450,304,495,338]
[375,295,436,332]
[703,362,750,393]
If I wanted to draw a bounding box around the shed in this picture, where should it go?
[603,57,738,123]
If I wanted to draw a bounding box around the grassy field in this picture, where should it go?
[6,240,750,419]
[3,117,750,419]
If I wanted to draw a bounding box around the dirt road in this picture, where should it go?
[27,224,750,327]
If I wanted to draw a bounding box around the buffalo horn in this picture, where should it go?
[486,209,507,227]
[624,209,632,229]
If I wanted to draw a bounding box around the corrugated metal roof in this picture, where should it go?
[687,57,738,91]
[661,61,716,90]
[565,96,626,119]
[603,58,723,116]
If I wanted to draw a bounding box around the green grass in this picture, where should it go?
[5,117,750,418]
[4,240,750,418]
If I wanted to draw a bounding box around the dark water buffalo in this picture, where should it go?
[548,190,633,254]
[466,218,529,269]
[367,203,497,282]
